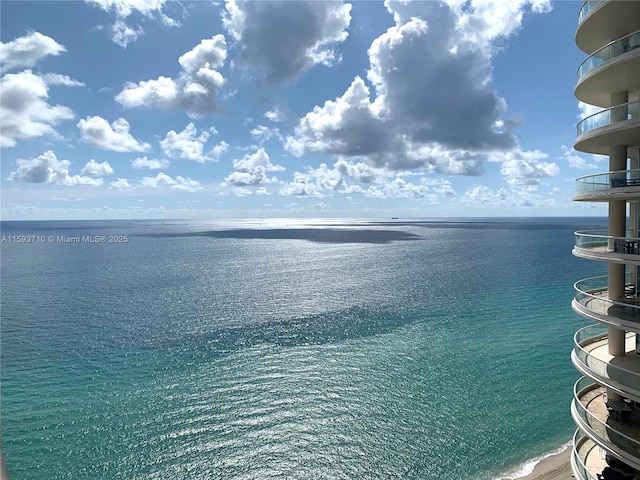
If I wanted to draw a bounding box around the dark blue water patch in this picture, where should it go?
[139,228,422,244]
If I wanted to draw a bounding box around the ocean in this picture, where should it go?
[0,217,607,479]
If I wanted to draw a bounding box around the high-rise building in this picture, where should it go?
[571,1,640,479]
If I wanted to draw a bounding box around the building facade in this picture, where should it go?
[571,1,640,479]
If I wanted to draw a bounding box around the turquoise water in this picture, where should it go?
[1,218,606,479]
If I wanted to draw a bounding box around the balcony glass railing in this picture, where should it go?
[576,169,640,193]
[575,230,640,255]
[578,0,607,25]
[574,324,640,392]
[574,275,640,324]
[572,430,598,480]
[573,376,640,460]
[577,101,640,137]
[578,30,640,79]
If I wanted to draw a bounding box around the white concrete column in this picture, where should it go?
[609,201,626,303]
[610,146,628,172]
[630,201,638,291]
[608,323,625,402]
[611,91,630,128]
[611,91,629,106]
[609,326,626,356]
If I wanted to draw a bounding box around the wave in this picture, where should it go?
[495,442,572,480]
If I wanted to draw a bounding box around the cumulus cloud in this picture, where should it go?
[8,150,102,186]
[365,177,432,199]
[131,156,169,169]
[115,35,227,115]
[499,150,559,187]
[0,70,76,147]
[40,73,85,87]
[0,31,66,70]
[277,158,458,199]
[265,107,285,122]
[109,178,134,190]
[140,172,201,191]
[461,184,509,205]
[160,123,211,162]
[81,159,114,176]
[578,100,604,119]
[111,19,143,48]
[85,0,179,48]
[250,125,282,144]
[77,116,150,152]
[210,141,230,160]
[561,145,597,170]
[224,148,285,187]
[279,172,325,197]
[335,158,386,184]
[222,0,352,84]
[284,0,551,178]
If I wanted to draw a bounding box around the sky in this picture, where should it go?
[0,0,608,220]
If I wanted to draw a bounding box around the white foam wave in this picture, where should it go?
[495,442,572,480]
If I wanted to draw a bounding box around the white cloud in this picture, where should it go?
[578,101,604,119]
[365,178,432,199]
[86,0,168,18]
[115,35,226,115]
[460,181,556,209]
[222,0,352,84]
[85,0,179,48]
[111,19,143,48]
[210,141,229,160]
[77,116,150,152]
[279,173,325,197]
[160,123,211,162]
[250,125,281,144]
[0,31,66,70]
[264,107,285,122]
[335,158,386,184]
[140,172,201,191]
[561,145,597,170]
[0,70,75,147]
[442,0,552,55]
[500,151,559,184]
[40,73,85,87]
[109,178,134,190]
[461,184,509,205]
[8,150,102,186]
[81,159,114,176]
[224,148,285,187]
[284,0,551,179]
[131,156,169,169]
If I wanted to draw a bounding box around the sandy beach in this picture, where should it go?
[518,446,573,480]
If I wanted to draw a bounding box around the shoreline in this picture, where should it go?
[497,444,573,480]
[517,446,572,480]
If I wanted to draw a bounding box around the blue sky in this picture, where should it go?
[0,0,606,220]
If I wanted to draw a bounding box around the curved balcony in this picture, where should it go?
[572,430,602,480]
[572,377,640,471]
[575,170,640,201]
[576,0,640,54]
[572,324,640,400]
[576,31,640,107]
[579,31,640,79]
[577,0,606,27]
[574,101,640,158]
[574,231,640,262]
[573,276,640,330]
